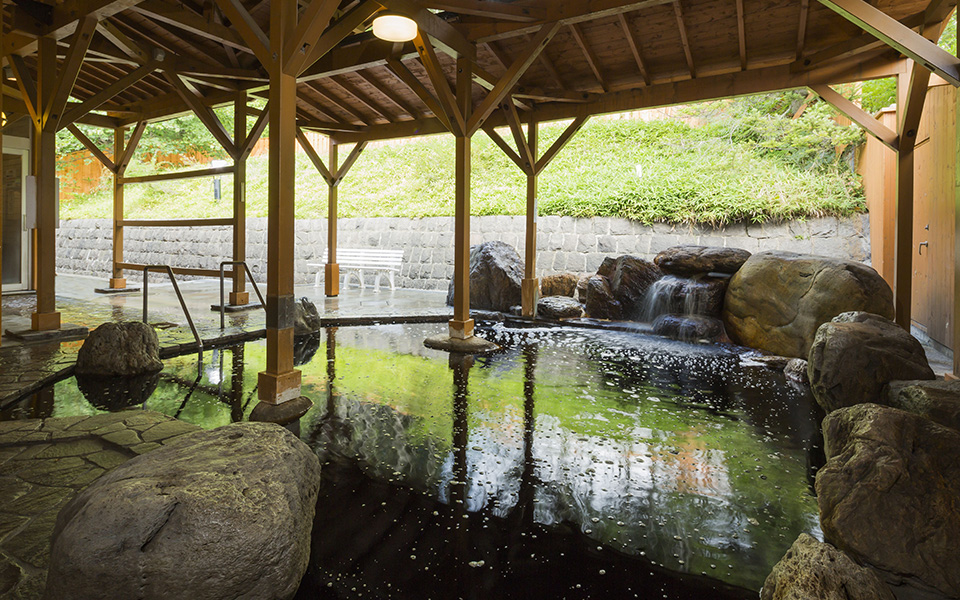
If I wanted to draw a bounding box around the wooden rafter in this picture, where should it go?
[468,22,560,135]
[797,0,810,59]
[672,1,695,78]
[810,84,898,151]
[513,86,597,103]
[569,23,607,91]
[424,1,545,22]
[212,0,271,66]
[9,55,40,124]
[413,32,465,135]
[67,123,117,172]
[618,13,650,86]
[386,57,451,128]
[356,70,423,119]
[284,0,341,69]
[330,75,393,121]
[307,81,370,125]
[130,1,250,53]
[287,0,381,77]
[472,66,532,110]
[98,18,151,63]
[164,71,237,157]
[899,61,931,146]
[736,0,747,70]
[60,61,158,127]
[817,0,960,86]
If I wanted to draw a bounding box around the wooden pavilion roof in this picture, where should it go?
[0,0,954,144]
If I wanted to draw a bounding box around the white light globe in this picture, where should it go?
[372,14,418,43]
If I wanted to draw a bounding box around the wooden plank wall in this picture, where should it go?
[860,82,956,349]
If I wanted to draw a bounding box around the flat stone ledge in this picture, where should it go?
[93,287,141,294]
[423,334,500,354]
[4,325,89,344]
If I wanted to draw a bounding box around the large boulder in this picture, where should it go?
[44,422,322,600]
[651,314,725,342]
[294,297,321,336]
[583,275,622,320]
[882,379,960,432]
[446,241,522,312]
[761,533,894,600]
[606,255,663,320]
[816,404,960,597]
[540,273,579,297]
[723,251,894,358]
[76,322,163,377]
[654,245,751,276]
[537,296,583,320]
[808,312,934,413]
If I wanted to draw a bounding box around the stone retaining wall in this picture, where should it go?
[56,214,871,289]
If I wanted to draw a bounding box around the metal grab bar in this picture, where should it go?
[218,261,267,329]
[142,265,203,357]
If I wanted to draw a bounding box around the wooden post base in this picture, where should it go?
[448,318,475,340]
[257,369,302,405]
[109,278,127,289]
[324,263,339,297]
[521,278,539,318]
[31,311,61,332]
[229,291,250,306]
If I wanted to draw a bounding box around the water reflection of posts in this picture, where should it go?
[449,351,474,593]
[326,327,338,415]
[517,342,538,528]
[229,344,244,422]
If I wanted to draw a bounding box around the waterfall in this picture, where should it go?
[641,274,729,343]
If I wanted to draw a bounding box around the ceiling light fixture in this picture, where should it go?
[372,13,418,43]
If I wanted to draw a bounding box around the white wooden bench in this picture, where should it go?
[309,248,404,292]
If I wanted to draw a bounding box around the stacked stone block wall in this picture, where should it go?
[56,215,871,289]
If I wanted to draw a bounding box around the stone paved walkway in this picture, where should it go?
[0,411,200,599]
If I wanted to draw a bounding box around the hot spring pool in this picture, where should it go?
[4,322,824,599]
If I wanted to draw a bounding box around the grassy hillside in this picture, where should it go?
[60,96,866,226]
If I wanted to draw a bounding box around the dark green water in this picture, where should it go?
[6,323,824,599]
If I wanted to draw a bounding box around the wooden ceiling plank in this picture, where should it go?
[212,0,271,65]
[294,92,344,122]
[61,60,157,127]
[283,0,341,73]
[307,81,371,125]
[386,57,452,128]
[331,74,394,121]
[535,114,588,172]
[671,1,695,79]
[423,1,545,22]
[797,0,810,60]
[618,13,650,86]
[48,17,101,129]
[131,1,250,52]
[66,123,118,171]
[164,71,238,156]
[356,70,423,118]
[810,83,898,150]
[413,31,466,135]
[290,0,380,76]
[817,0,960,86]
[467,21,560,135]
[569,23,607,91]
[736,0,746,70]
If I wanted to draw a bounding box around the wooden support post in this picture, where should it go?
[449,57,474,340]
[954,12,960,377]
[258,0,301,406]
[325,140,339,297]
[0,12,3,346]
[231,91,249,306]
[110,126,126,289]
[32,36,60,331]
[521,116,539,318]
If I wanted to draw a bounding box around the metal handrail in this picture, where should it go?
[218,261,267,329]
[142,265,203,356]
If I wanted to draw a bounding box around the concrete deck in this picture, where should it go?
[1,274,452,408]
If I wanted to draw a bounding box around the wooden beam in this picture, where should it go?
[296,126,333,184]
[472,65,533,110]
[379,0,477,60]
[797,0,810,60]
[618,13,650,86]
[8,55,39,124]
[482,124,525,170]
[569,23,607,91]
[450,54,474,339]
[288,0,381,76]
[130,1,249,52]
[899,60,931,149]
[60,61,157,128]
[283,0,341,74]
[467,21,560,135]
[213,0,272,66]
[333,141,368,185]
[424,1,545,22]
[817,0,960,86]
[238,100,270,161]
[164,71,237,158]
[513,86,597,103]
[97,18,151,64]
[672,1,696,79]
[66,123,117,172]
[522,114,538,317]
[385,58,447,125]
[736,0,747,70]
[503,100,534,174]
[810,84,899,151]
[117,120,146,175]
[414,32,465,135]
[119,218,235,226]
[121,166,238,185]
[47,14,99,128]
[535,115,588,172]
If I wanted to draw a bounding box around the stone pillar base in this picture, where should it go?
[31,311,61,332]
[448,318,474,340]
[257,369,302,405]
[229,291,250,306]
[521,278,539,318]
[109,278,127,289]
[250,396,312,425]
[324,263,339,297]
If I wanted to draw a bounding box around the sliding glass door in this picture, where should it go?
[2,146,30,291]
